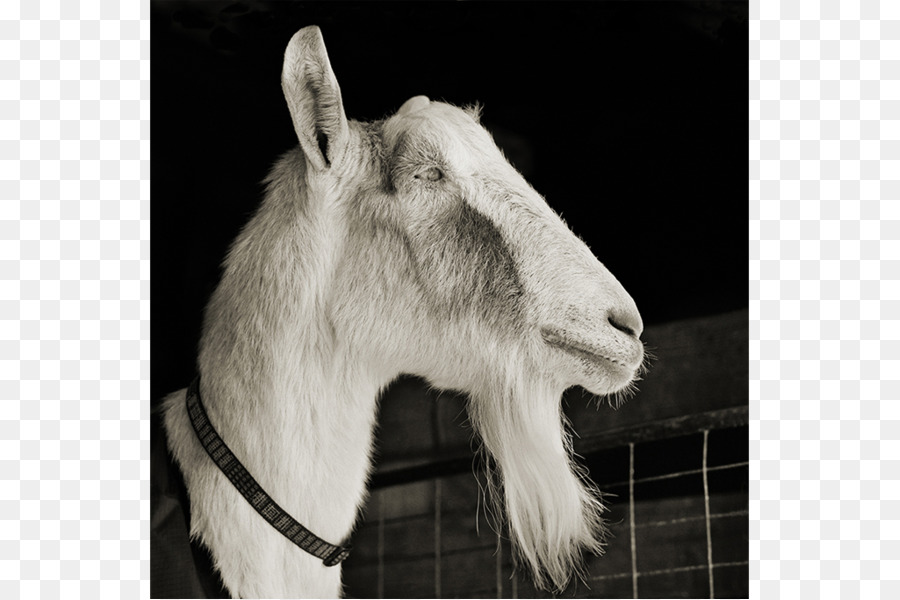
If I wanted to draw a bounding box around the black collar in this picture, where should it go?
[186,376,352,567]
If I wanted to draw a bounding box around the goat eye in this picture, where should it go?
[415,167,443,182]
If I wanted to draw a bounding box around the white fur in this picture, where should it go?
[162,26,645,598]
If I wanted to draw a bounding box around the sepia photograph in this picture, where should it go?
[150,2,749,598]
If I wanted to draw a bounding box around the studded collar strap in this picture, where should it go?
[185,376,352,567]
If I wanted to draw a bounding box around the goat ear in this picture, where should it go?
[282,26,350,172]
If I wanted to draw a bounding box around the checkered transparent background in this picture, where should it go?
[750,1,899,599]
[1,1,147,598]
[0,0,896,598]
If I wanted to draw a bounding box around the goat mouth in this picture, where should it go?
[540,328,632,372]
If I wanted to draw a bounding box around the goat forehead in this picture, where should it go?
[384,102,496,157]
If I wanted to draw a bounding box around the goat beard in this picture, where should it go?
[466,372,608,592]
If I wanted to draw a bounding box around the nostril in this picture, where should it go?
[608,316,635,337]
[607,309,643,338]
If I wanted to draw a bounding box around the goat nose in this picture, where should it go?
[607,307,643,339]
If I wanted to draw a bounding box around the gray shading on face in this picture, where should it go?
[381,126,525,327]
[411,198,525,325]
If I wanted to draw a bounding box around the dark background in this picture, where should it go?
[151,1,748,403]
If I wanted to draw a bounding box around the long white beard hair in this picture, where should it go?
[466,356,608,592]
